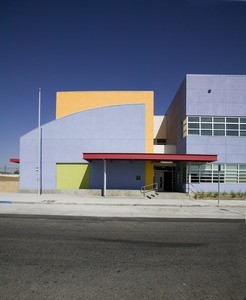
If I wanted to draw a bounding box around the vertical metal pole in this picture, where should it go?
[218,164,221,205]
[188,162,191,195]
[38,88,41,196]
[103,159,107,197]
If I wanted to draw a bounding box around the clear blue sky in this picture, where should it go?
[1,0,246,168]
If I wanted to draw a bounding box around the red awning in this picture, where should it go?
[83,153,217,162]
[10,158,20,164]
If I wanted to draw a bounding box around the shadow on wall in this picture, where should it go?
[79,167,90,189]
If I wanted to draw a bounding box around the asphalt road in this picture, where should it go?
[0,216,245,300]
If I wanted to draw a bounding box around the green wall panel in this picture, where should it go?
[57,163,90,189]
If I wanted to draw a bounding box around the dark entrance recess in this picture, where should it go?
[164,170,173,192]
[154,166,175,192]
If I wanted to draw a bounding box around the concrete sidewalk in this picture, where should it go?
[0,193,245,220]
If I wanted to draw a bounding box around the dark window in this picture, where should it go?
[214,117,225,123]
[214,130,225,136]
[201,117,212,122]
[188,117,199,122]
[154,139,166,145]
[226,124,238,130]
[226,117,238,123]
[188,129,199,135]
[226,130,238,136]
[214,124,225,129]
[188,123,199,129]
[201,123,212,129]
[201,130,212,136]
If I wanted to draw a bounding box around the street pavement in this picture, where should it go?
[1,217,245,300]
[0,193,245,220]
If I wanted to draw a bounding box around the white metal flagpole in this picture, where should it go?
[38,88,41,196]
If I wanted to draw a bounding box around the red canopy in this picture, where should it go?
[83,153,217,162]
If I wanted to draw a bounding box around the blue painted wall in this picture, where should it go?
[186,74,246,164]
[186,74,246,117]
[185,75,246,192]
[167,74,246,192]
[186,136,246,164]
[20,104,146,190]
[189,183,246,193]
[90,160,145,190]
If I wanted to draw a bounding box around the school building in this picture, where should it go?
[16,74,246,195]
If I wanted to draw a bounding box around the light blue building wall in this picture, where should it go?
[186,74,246,117]
[185,75,246,192]
[186,74,246,161]
[164,74,246,192]
[20,104,146,191]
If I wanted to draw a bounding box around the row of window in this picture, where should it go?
[183,116,246,137]
[188,164,246,184]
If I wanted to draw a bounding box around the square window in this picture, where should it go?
[156,139,166,145]
[214,130,225,136]
[226,130,238,136]
[201,123,212,129]
[201,130,212,135]
[201,117,212,122]
[188,117,199,122]
[226,124,238,129]
[214,117,225,123]
[188,129,199,135]
[226,117,238,123]
[214,124,225,129]
[188,123,199,129]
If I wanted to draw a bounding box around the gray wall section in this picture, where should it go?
[20,104,146,190]
[165,78,186,153]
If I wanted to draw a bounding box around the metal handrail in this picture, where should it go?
[141,183,158,197]
[187,183,198,198]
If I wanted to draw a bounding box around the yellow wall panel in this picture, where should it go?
[57,163,90,189]
[145,161,154,186]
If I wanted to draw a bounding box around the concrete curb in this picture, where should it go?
[4,200,245,208]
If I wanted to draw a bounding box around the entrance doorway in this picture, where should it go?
[154,166,175,192]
